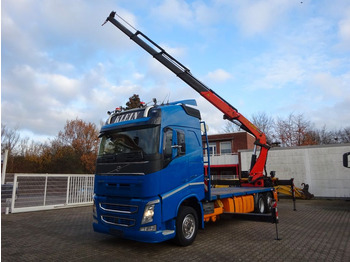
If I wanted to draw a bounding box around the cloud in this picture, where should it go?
[308,99,350,131]
[192,1,220,26]
[151,0,193,27]
[150,0,221,29]
[2,0,350,143]
[2,64,82,135]
[149,0,297,36]
[225,0,297,36]
[1,0,143,138]
[249,55,305,90]
[337,9,350,50]
[206,69,232,82]
[311,72,345,98]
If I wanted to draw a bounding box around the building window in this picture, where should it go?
[220,141,232,155]
[208,143,217,156]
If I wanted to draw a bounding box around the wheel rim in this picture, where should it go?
[259,198,265,213]
[182,214,195,240]
[267,195,273,210]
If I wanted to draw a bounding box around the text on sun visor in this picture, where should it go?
[110,110,144,123]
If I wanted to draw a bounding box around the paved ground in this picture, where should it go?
[1,199,350,262]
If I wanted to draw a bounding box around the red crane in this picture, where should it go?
[103,11,271,187]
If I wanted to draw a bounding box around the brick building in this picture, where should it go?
[202,132,255,183]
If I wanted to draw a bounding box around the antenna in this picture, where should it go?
[161,93,171,105]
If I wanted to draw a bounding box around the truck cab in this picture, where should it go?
[93,100,205,244]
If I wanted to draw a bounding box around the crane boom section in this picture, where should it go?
[104,11,269,186]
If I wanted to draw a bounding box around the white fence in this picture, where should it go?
[8,174,94,213]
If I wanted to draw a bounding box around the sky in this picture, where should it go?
[1,0,350,143]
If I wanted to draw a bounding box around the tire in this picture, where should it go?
[174,206,198,246]
[255,194,266,214]
[264,192,273,213]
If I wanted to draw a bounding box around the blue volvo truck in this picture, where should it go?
[93,12,279,246]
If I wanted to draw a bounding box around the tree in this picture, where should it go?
[222,112,276,145]
[15,140,47,173]
[222,121,241,133]
[45,142,83,173]
[55,119,99,173]
[251,112,275,145]
[125,94,145,109]
[336,127,350,143]
[301,130,320,146]
[1,124,20,154]
[275,113,312,147]
[302,125,336,145]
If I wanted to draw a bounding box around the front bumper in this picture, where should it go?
[93,195,175,243]
[93,222,175,243]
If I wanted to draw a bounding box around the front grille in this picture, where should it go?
[101,215,135,227]
[99,203,138,214]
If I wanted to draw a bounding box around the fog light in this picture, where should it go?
[140,225,157,232]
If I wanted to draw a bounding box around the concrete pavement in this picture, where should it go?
[1,199,350,261]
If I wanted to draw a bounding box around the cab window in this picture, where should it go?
[177,130,186,156]
[163,128,173,160]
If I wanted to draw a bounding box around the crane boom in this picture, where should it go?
[103,11,270,186]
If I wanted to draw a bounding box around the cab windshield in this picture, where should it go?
[98,126,160,161]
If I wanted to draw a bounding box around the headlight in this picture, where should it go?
[141,204,155,224]
[141,199,159,225]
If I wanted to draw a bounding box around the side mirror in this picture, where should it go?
[343,152,350,168]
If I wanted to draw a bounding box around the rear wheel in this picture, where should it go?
[174,206,198,246]
[255,194,266,214]
[264,192,273,213]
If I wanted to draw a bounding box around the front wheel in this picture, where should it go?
[174,206,198,246]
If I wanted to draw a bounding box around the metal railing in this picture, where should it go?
[8,174,94,214]
[203,153,239,166]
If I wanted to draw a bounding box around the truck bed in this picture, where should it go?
[210,187,273,200]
